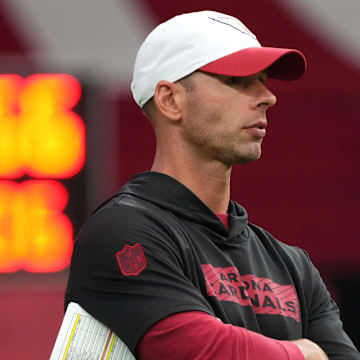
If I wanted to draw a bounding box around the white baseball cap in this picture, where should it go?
[131,10,307,108]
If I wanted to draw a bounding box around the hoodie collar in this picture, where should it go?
[119,172,249,240]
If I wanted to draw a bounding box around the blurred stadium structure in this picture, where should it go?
[0,1,360,358]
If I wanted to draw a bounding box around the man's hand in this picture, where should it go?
[292,339,328,360]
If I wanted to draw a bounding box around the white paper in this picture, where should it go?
[49,302,136,360]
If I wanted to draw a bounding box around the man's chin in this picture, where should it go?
[233,150,262,165]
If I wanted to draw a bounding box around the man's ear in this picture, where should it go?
[153,80,182,121]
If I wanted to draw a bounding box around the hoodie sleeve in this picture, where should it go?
[65,205,216,354]
[303,252,360,359]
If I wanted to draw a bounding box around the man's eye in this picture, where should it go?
[259,76,267,84]
[227,76,245,85]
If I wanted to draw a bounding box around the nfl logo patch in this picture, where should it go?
[116,243,147,276]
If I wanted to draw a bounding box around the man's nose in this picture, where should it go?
[256,81,277,109]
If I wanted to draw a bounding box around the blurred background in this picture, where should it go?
[0,0,359,358]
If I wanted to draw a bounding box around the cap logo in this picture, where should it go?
[208,16,256,40]
[115,243,147,276]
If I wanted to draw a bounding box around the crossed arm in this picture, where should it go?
[138,311,328,360]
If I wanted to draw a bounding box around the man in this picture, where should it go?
[65,10,359,359]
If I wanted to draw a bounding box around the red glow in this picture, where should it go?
[0,73,84,273]
[0,74,85,179]
[0,180,73,273]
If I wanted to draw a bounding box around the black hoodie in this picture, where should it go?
[65,171,359,358]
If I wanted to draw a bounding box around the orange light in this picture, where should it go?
[0,181,16,272]
[0,75,23,178]
[0,73,84,273]
[0,180,73,273]
[0,74,85,179]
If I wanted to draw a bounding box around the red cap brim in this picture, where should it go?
[199,47,307,80]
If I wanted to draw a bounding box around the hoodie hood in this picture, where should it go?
[117,172,249,242]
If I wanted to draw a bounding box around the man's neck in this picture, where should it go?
[152,157,231,214]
